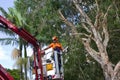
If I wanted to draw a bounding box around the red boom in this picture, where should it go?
[0,64,14,80]
[0,15,44,80]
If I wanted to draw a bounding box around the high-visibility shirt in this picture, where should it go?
[49,42,63,50]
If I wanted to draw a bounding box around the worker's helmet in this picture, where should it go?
[52,36,58,41]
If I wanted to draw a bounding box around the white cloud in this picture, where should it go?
[0,46,15,69]
[0,47,9,60]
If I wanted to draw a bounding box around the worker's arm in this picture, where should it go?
[44,46,51,50]
[41,45,52,56]
[44,43,53,50]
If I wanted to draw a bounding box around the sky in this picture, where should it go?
[0,0,15,69]
[0,0,18,69]
[0,0,14,12]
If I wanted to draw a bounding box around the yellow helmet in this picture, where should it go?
[52,36,58,41]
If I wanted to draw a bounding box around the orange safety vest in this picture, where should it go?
[49,42,63,50]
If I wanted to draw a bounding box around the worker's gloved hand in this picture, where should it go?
[62,46,68,53]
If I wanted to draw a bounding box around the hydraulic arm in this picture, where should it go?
[0,64,14,80]
[0,15,43,80]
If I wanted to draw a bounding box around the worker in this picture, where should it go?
[43,36,63,73]
[43,36,63,52]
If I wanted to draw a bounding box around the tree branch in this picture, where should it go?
[95,0,100,12]
[82,38,102,64]
[102,5,112,47]
[112,61,120,80]
[73,0,100,42]
[58,9,79,39]
[81,23,92,33]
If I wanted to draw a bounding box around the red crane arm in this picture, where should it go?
[0,64,14,80]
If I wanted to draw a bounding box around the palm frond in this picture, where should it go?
[11,48,21,59]
[13,57,31,70]
[8,8,24,26]
[0,25,16,36]
[0,38,18,45]
[22,58,28,64]
[13,57,23,69]
[0,7,9,17]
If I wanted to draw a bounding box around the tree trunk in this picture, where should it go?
[101,61,120,80]
[19,39,24,80]
[24,44,28,80]
[112,61,120,80]
[59,0,120,80]
[101,62,113,80]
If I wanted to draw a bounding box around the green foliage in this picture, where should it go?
[14,0,64,43]
[107,10,120,64]
[63,37,86,80]
[0,38,18,45]
[0,7,16,37]
[63,37,104,80]
[106,0,120,64]
[6,69,24,80]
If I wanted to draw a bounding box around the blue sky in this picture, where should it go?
[0,0,14,11]
[0,0,15,69]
